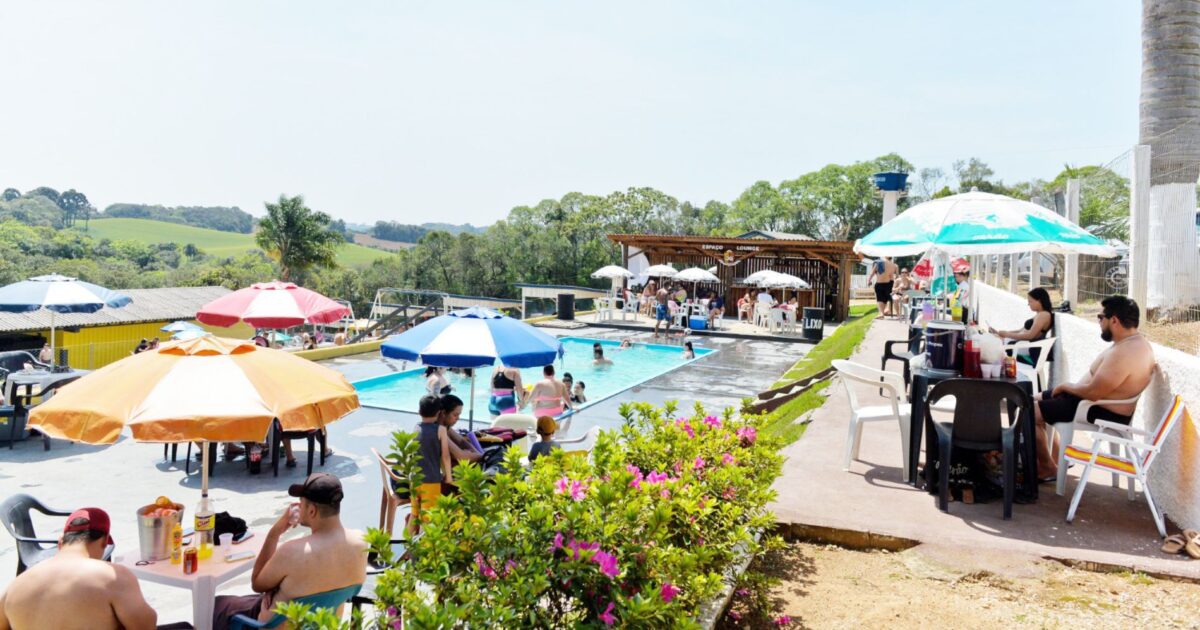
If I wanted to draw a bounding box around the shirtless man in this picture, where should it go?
[0,508,157,630]
[213,473,367,628]
[652,286,672,338]
[592,343,613,367]
[867,256,898,317]
[1033,295,1155,480]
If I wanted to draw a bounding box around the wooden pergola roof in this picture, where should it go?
[607,233,860,267]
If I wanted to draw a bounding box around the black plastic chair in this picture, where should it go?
[926,379,1030,520]
[271,420,327,477]
[0,493,113,575]
[881,331,921,395]
[2,404,26,450]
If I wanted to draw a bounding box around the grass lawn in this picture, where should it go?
[757,304,879,444]
[77,218,393,268]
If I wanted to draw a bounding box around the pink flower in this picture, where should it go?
[704,415,722,429]
[592,550,620,578]
[503,559,517,576]
[722,486,736,500]
[735,588,750,598]
[736,426,757,446]
[660,488,670,499]
[693,456,706,471]
[646,470,669,484]
[728,610,742,621]
[660,582,681,603]
[569,480,588,501]
[555,476,570,495]
[475,552,497,579]
[775,615,792,626]
[599,601,616,626]
[552,531,564,551]
[391,620,402,630]
[722,452,735,466]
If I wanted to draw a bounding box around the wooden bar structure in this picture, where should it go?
[608,233,860,321]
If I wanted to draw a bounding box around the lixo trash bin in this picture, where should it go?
[801,307,824,342]
[557,294,575,321]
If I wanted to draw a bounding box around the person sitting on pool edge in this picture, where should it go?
[528,415,561,462]
[593,343,613,367]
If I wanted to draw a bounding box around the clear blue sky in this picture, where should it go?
[0,1,1140,226]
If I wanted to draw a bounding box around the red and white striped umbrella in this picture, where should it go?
[196,281,350,329]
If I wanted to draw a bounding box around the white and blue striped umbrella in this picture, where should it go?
[381,306,563,369]
[161,320,204,333]
[0,274,132,366]
[855,190,1117,257]
[0,273,132,314]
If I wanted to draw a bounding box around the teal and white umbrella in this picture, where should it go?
[854,190,1116,258]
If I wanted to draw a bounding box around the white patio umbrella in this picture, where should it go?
[757,272,809,289]
[644,264,678,278]
[744,269,783,285]
[674,267,721,300]
[590,265,634,280]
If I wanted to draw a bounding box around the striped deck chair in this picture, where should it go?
[1065,395,1188,537]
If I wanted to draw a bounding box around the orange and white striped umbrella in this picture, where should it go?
[29,335,360,445]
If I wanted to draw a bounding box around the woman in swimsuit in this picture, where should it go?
[989,287,1056,365]
[488,364,525,417]
[425,366,451,396]
[526,364,571,417]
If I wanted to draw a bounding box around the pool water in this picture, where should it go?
[353,336,715,415]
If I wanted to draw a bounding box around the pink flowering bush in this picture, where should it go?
[338,401,783,628]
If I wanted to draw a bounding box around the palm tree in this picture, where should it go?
[255,194,343,282]
[1140,0,1200,184]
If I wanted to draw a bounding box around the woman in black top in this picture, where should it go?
[989,287,1055,365]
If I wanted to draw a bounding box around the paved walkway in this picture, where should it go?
[770,316,1200,580]
[581,311,835,342]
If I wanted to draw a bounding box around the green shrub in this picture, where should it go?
[287,401,784,628]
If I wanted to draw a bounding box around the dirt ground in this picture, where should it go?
[721,542,1200,629]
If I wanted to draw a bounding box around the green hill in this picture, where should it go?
[77,218,393,268]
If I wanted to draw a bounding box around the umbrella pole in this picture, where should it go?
[49,311,56,368]
[201,439,210,495]
[468,370,476,431]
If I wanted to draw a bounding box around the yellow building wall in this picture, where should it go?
[53,321,255,370]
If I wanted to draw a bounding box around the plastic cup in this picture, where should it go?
[219,533,233,556]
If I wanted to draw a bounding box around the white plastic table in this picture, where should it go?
[117,532,266,630]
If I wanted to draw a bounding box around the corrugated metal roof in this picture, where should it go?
[0,286,232,333]
[736,230,815,241]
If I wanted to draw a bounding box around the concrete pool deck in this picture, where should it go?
[770,317,1200,581]
[0,325,811,624]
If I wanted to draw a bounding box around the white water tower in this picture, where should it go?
[873,171,909,224]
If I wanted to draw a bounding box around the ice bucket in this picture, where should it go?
[924,320,965,372]
[136,502,185,562]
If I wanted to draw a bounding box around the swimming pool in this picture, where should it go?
[353,336,715,415]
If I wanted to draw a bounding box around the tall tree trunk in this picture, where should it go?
[1140,0,1200,184]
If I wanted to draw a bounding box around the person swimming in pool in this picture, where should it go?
[571,381,587,404]
[425,366,451,396]
[618,338,633,350]
[526,365,572,417]
[488,364,525,417]
[682,341,695,359]
[592,343,613,367]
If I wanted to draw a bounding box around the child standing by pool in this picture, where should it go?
[529,416,561,462]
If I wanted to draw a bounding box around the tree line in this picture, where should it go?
[1,154,1129,316]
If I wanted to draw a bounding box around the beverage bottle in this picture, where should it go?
[195,493,215,560]
[170,522,183,564]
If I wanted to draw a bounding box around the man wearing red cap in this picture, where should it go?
[212,473,366,628]
[0,507,157,630]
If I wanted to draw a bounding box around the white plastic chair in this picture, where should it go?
[668,302,688,329]
[754,303,771,328]
[832,360,911,479]
[782,309,797,334]
[1065,395,1188,537]
[557,426,600,454]
[1004,338,1055,392]
[768,309,786,333]
[1053,393,1142,496]
[491,414,538,455]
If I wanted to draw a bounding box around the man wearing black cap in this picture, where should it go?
[0,507,158,630]
[212,473,366,629]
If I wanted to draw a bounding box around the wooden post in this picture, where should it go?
[1064,179,1081,307]
[836,256,853,321]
